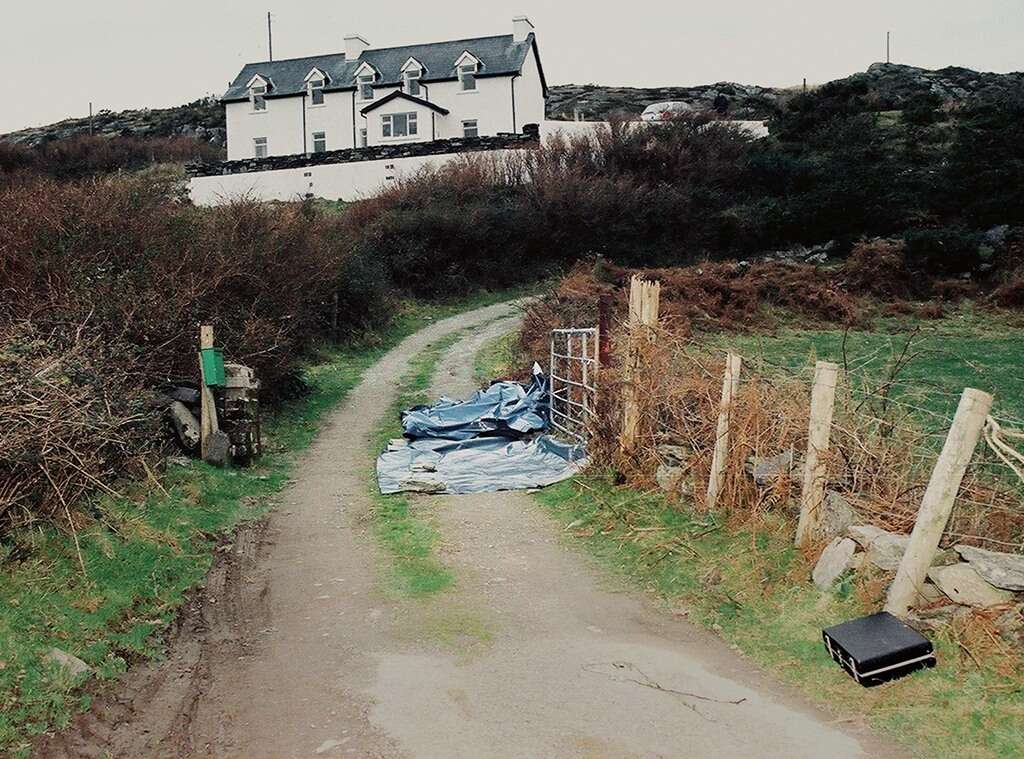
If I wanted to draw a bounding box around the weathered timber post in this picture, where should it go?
[885,387,993,617]
[706,352,742,511]
[198,325,220,461]
[795,361,839,547]
[597,292,613,369]
[619,277,660,455]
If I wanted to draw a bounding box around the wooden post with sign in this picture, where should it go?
[706,352,742,511]
[198,325,219,461]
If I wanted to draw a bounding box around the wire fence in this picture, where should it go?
[592,318,1024,554]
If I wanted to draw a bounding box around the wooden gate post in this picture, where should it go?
[198,325,220,461]
[795,361,839,547]
[706,352,742,511]
[620,277,660,454]
[885,387,993,617]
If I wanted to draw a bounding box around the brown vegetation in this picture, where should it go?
[0,173,386,529]
[520,256,1024,550]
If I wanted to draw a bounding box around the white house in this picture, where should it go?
[221,17,546,161]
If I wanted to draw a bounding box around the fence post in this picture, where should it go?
[619,277,660,454]
[795,361,839,547]
[706,352,742,511]
[885,387,993,617]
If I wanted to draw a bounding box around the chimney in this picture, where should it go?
[345,35,369,60]
[512,16,534,43]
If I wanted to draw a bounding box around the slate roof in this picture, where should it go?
[222,33,540,102]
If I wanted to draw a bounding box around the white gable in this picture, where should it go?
[354,61,379,79]
[304,67,328,83]
[400,57,425,73]
[246,74,271,89]
[454,51,480,69]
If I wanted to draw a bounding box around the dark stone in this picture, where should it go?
[186,132,540,178]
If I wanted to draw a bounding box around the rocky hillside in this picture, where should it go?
[546,62,1024,121]
[3,63,1020,145]
[3,98,225,147]
[547,82,784,121]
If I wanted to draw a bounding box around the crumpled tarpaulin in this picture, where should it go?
[376,364,588,495]
[400,364,549,440]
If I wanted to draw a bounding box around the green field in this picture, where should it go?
[708,307,1024,425]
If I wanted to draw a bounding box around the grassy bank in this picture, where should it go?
[0,292,515,756]
[534,477,1024,759]
[367,331,463,597]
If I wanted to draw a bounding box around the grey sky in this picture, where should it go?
[1,0,1021,134]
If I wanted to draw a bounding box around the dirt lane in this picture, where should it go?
[36,300,522,759]
[363,321,907,758]
[38,300,904,759]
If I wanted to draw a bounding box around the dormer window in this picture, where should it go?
[454,52,479,92]
[250,84,267,111]
[310,79,325,105]
[358,75,374,100]
[305,68,328,105]
[404,68,421,96]
[247,75,270,112]
[401,57,424,97]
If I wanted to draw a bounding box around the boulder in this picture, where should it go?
[655,463,685,494]
[928,564,1015,608]
[846,525,954,571]
[993,604,1024,645]
[820,491,856,538]
[954,545,1024,591]
[905,604,971,634]
[657,444,690,465]
[46,648,91,678]
[747,451,796,486]
[812,537,858,591]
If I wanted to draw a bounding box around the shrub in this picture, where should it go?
[903,227,983,275]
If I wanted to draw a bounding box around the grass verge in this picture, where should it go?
[367,332,462,597]
[473,329,522,385]
[534,476,1024,759]
[0,290,519,756]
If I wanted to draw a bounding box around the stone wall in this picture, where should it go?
[187,130,539,179]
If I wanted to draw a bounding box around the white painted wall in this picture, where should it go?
[515,45,546,130]
[226,98,305,161]
[225,43,546,158]
[190,148,525,206]
[305,90,359,152]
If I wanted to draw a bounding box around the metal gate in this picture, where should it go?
[549,327,599,444]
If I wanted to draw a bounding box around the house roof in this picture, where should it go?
[360,91,451,116]
[222,33,541,102]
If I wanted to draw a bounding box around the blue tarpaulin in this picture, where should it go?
[376,364,587,495]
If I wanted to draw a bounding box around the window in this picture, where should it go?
[358,128,367,148]
[358,74,374,100]
[458,63,477,91]
[403,68,421,96]
[462,119,479,138]
[250,84,267,111]
[308,77,325,105]
[312,131,326,153]
[381,112,417,138]
[253,137,268,158]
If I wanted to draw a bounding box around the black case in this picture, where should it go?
[822,612,936,687]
